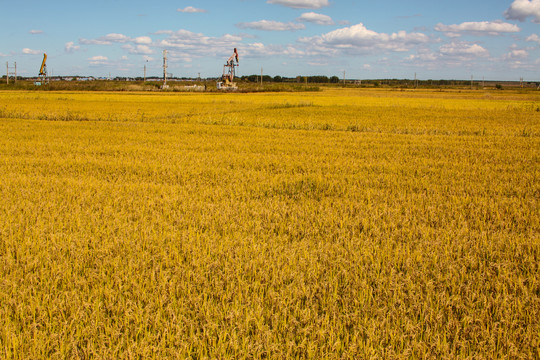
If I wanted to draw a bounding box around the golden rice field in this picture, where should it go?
[0,88,539,359]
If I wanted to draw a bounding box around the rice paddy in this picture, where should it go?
[0,88,538,359]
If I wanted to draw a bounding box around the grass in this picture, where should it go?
[0,88,539,359]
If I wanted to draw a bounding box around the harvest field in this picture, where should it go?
[0,88,539,359]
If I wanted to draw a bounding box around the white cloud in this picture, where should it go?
[267,0,329,9]
[122,44,154,55]
[177,6,207,13]
[154,29,305,61]
[29,30,43,35]
[501,48,536,69]
[406,48,439,62]
[79,38,111,45]
[284,45,305,57]
[100,33,130,43]
[134,36,152,44]
[77,34,155,56]
[504,0,540,23]
[503,49,529,60]
[157,30,242,47]
[156,29,243,59]
[80,33,131,45]
[300,23,429,54]
[405,42,491,70]
[236,20,305,31]
[88,55,109,65]
[435,21,521,37]
[307,61,328,66]
[297,12,334,25]
[65,41,81,53]
[22,48,41,55]
[89,56,108,61]
[439,42,489,58]
[526,33,540,43]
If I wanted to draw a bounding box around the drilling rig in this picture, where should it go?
[37,53,48,85]
[217,48,239,90]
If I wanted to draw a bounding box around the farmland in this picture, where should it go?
[0,88,539,359]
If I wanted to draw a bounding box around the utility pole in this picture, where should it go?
[144,63,147,82]
[261,67,263,86]
[163,50,168,87]
[6,61,16,84]
[343,70,346,85]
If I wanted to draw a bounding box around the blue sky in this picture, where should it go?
[2,0,539,80]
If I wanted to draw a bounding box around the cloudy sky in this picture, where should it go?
[2,0,539,80]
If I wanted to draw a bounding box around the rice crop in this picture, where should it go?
[0,88,538,359]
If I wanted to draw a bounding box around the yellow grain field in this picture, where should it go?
[0,88,539,359]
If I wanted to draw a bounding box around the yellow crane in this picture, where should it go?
[39,53,47,76]
[37,53,48,85]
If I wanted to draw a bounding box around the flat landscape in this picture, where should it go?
[0,88,539,359]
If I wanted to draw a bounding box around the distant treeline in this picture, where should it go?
[238,76,539,88]
[240,75,342,83]
[3,74,538,87]
[2,75,538,91]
